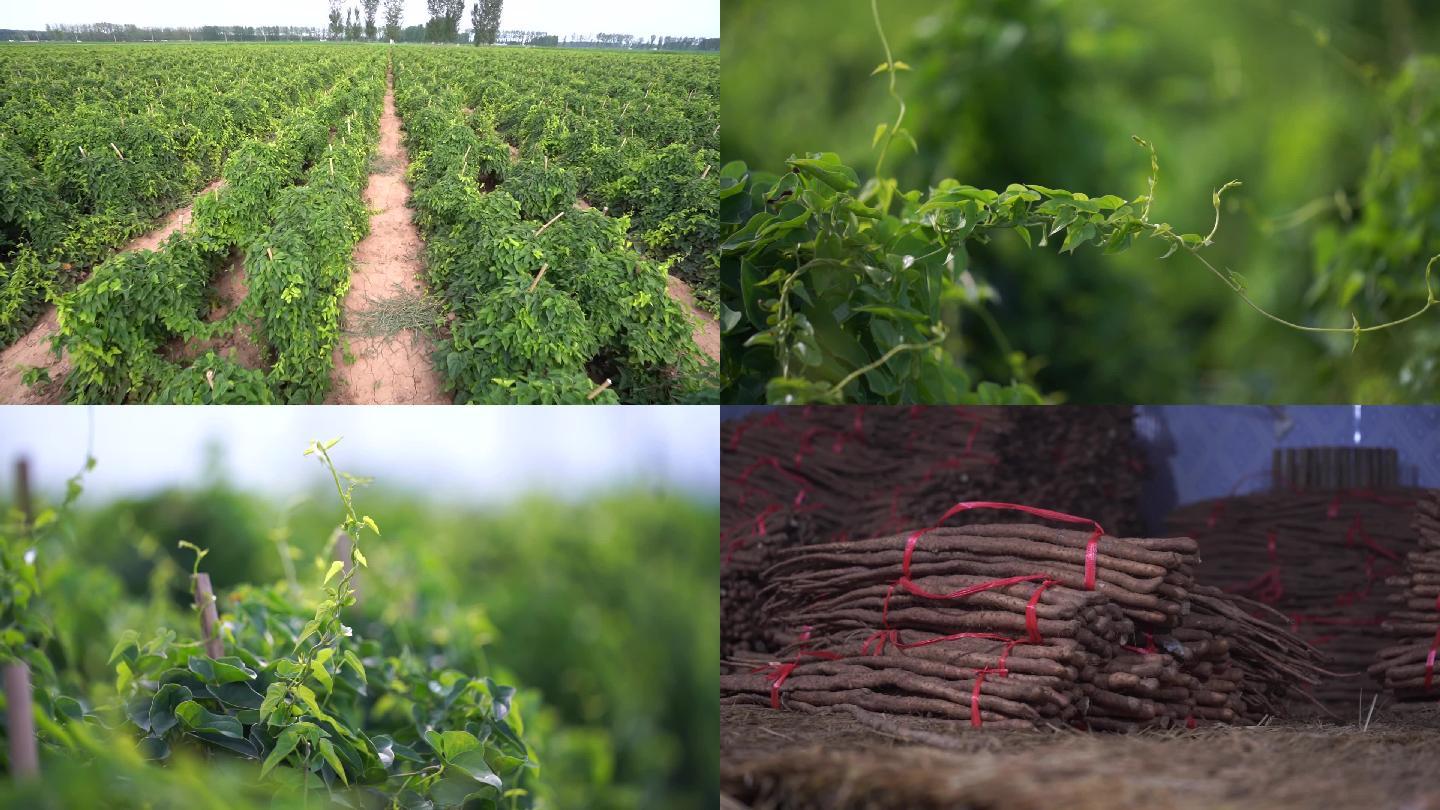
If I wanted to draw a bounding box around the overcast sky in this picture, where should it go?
[0,406,718,503]
[1,0,718,37]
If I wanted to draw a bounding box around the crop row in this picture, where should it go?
[402,47,719,306]
[0,46,361,348]
[393,50,715,404]
[55,54,385,403]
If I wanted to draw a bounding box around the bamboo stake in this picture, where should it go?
[3,664,37,779]
[15,458,32,533]
[587,379,613,400]
[534,211,564,236]
[335,530,361,607]
[110,142,124,160]
[5,458,37,777]
[527,264,548,292]
[193,573,224,659]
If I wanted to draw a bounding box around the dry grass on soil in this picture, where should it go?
[721,703,1440,810]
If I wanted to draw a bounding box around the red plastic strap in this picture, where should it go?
[1228,567,1283,604]
[1122,632,1158,655]
[1025,580,1056,643]
[1427,627,1440,691]
[727,411,786,451]
[1186,715,1197,729]
[752,650,842,709]
[861,629,1012,657]
[897,573,1052,603]
[1344,516,1402,563]
[971,670,989,728]
[735,457,810,507]
[721,503,786,564]
[904,501,1105,590]
[751,626,842,709]
[970,643,1016,729]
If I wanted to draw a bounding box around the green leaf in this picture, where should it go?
[311,659,334,693]
[148,683,193,736]
[786,153,859,192]
[174,700,244,739]
[872,123,889,148]
[341,650,367,684]
[323,560,344,586]
[361,515,380,535]
[208,681,265,710]
[353,547,368,568]
[291,683,323,715]
[317,738,348,785]
[260,723,304,779]
[296,619,321,646]
[448,749,503,791]
[108,630,140,665]
[189,656,257,685]
[261,682,288,722]
[441,730,481,759]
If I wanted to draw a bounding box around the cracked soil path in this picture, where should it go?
[328,71,448,405]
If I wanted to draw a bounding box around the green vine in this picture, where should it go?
[718,2,1439,403]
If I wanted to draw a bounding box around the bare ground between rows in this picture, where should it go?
[328,70,447,405]
[721,703,1440,810]
[162,250,265,369]
[666,273,720,361]
[0,179,226,404]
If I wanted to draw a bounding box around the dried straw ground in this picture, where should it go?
[721,703,1440,810]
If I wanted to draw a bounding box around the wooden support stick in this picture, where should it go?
[701,164,711,179]
[110,142,124,160]
[3,664,37,779]
[193,573,223,659]
[527,264,548,292]
[15,458,32,534]
[586,379,613,401]
[534,211,565,236]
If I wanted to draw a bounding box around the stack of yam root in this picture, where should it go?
[1372,490,1440,699]
[721,407,1144,658]
[721,517,1328,731]
[1166,478,1430,710]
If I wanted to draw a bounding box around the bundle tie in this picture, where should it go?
[903,501,1106,591]
[1025,580,1056,643]
[751,626,842,709]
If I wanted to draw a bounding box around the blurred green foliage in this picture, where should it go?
[723,0,1440,402]
[1,472,716,808]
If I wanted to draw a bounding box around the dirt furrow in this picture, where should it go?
[667,274,721,361]
[0,178,225,404]
[327,71,447,405]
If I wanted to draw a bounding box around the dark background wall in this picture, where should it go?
[722,406,1440,533]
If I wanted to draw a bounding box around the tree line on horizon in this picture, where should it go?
[11,0,717,49]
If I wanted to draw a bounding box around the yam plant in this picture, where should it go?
[720,1,1439,404]
[0,441,540,808]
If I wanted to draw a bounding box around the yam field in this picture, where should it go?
[0,44,718,404]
